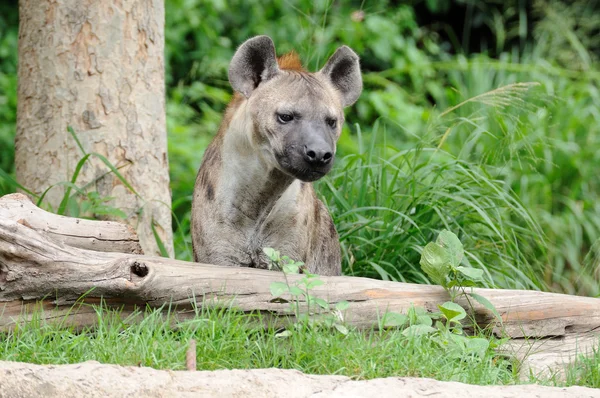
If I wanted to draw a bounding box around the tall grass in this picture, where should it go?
[423,56,600,296]
[319,113,546,289]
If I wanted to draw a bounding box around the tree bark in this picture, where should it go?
[15,0,173,256]
[0,194,599,379]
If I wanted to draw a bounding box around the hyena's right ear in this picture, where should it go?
[229,36,280,98]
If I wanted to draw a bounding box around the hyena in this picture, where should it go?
[191,35,362,276]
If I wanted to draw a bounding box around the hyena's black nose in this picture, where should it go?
[304,145,333,166]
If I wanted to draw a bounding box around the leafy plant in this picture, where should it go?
[420,229,501,319]
[383,304,496,360]
[263,247,350,335]
[376,230,503,359]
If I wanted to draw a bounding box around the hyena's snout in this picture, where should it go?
[278,128,335,182]
[302,130,334,168]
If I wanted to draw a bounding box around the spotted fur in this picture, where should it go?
[191,36,362,276]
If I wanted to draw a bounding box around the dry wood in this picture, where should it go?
[0,193,598,378]
[0,193,142,254]
[186,339,197,371]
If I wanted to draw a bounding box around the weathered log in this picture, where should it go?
[0,193,142,254]
[1,361,599,398]
[0,193,599,379]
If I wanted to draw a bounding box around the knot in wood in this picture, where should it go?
[130,261,149,278]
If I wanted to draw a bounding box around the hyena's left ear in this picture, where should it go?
[318,46,363,107]
[229,35,280,98]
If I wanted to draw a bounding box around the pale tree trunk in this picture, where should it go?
[15,0,173,257]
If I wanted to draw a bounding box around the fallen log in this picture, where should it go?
[0,193,599,379]
[0,193,142,254]
[1,361,598,398]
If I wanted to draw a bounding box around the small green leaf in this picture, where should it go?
[269,282,289,297]
[383,312,408,328]
[420,242,451,287]
[334,323,349,335]
[305,279,324,289]
[314,298,329,309]
[335,301,350,311]
[468,293,501,321]
[458,280,478,288]
[412,306,428,315]
[448,333,469,347]
[66,196,80,218]
[465,337,490,356]
[436,230,464,267]
[67,125,87,155]
[417,314,433,326]
[262,247,277,261]
[438,301,467,322]
[90,152,140,197]
[282,263,300,274]
[456,266,484,281]
[402,324,436,337]
[288,286,304,296]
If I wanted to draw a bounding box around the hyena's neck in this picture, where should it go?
[218,106,298,227]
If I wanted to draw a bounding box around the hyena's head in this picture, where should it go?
[229,36,362,182]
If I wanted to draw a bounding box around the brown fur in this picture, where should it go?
[277,52,305,71]
[191,36,362,276]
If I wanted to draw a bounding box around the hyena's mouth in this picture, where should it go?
[275,151,332,182]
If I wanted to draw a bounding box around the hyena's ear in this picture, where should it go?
[229,35,280,98]
[318,46,363,107]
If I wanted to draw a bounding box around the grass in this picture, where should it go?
[1,304,598,388]
[318,119,546,290]
[564,345,600,388]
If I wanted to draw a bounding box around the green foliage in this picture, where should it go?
[3,303,599,387]
[262,231,503,363]
[0,6,18,196]
[381,230,502,360]
[420,230,486,291]
[564,345,600,388]
[321,123,544,290]
[0,304,525,384]
[419,230,502,324]
[264,247,349,335]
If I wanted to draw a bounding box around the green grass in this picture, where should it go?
[564,346,600,388]
[318,119,546,290]
[1,304,598,388]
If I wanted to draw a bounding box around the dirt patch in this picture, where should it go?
[0,360,598,398]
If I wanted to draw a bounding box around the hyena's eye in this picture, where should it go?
[277,113,294,124]
[326,118,337,128]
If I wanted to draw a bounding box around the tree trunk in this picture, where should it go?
[1,194,599,379]
[15,0,173,257]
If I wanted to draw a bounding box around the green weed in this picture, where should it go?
[0,304,517,384]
